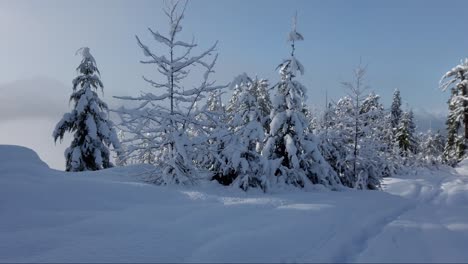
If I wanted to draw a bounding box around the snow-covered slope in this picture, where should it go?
[358,166,468,262]
[1,145,467,263]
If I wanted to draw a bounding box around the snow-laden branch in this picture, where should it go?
[173,41,218,73]
[148,28,172,47]
[114,92,171,102]
[136,35,171,67]
[440,59,468,91]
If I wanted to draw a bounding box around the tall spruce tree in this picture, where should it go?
[390,89,403,133]
[396,110,417,157]
[53,47,120,171]
[443,87,465,165]
[262,14,340,188]
[440,59,468,164]
[408,110,417,148]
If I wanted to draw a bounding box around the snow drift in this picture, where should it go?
[1,145,468,263]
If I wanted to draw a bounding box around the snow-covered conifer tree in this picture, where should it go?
[252,78,272,131]
[53,47,120,171]
[443,87,465,165]
[262,14,340,188]
[318,98,352,183]
[361,92,397,178]
[390,89,402,133]
[419,130,445,165]
[408,110,417,148]
[226,75,271,131]
[202,89,229,177]
[440,59,468,164]
[226,73,250,123]
[215,76,268,191]
[115,0,226,184]
[396,110,418,157]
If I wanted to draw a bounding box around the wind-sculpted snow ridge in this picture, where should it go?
[1,145,468,263]
[0,145,50,169]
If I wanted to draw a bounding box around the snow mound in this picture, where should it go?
[0,145,49,170]
[456,158,468,175]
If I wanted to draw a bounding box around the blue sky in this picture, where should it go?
[1,0,467,110]
[0,0,467,168]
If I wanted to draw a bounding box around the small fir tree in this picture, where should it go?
[216,77,268,191]
[262,14,340,188]
[53,47,120,171]
[396,110,418,157]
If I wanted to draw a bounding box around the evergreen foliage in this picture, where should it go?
[262,14,340,188]
[53,47,120,172]
[440,59,468,165]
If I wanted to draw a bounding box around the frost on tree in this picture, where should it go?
[253,78,273,131]
[115,0,226,184]
[396,110,418,165]
[227,76,272,132]
[114,130,127,166]
[318,98,354,184]
[419,130,445,166]
[361,92,397,178]
[201,88,229,179]
[53,47,121,172]
[213,75,269,191]
[262,14,340,188]
[390,89,402,133]
[443,86,465,165]
[321,65,385,190]
[440,59,468,165]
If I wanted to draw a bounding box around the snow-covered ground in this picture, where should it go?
[1,145,467,263]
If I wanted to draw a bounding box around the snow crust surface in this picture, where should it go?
[1,145,468,263]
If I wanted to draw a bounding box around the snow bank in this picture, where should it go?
[1,145,468,263]
[0,145,49,171]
